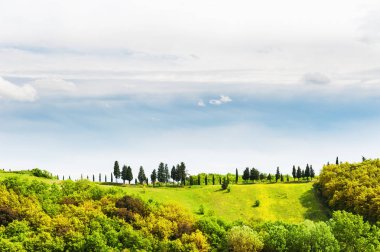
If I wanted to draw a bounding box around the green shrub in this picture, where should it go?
[254,200,260,207]
[227,225,264,252]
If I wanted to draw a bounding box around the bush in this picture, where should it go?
[254,200,260,207]
[30,168,53,179]
[198,205,205,215]
[227,225,264,252]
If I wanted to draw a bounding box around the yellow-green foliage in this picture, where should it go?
[318,159,380,222]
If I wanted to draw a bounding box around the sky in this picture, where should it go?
[1,0,380,179]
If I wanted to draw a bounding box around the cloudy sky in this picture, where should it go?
[1,0,380,179]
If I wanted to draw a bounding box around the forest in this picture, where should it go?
[0,159,379,251]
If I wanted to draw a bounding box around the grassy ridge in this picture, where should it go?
[112,183,329,223]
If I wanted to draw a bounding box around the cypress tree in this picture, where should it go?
[113,161,120,183]
[267,173,272,182]
[86,175,89,180]
[105,174,107,183]
[134,179,137,184]
[212,174,215,185]
[305,164,310,181]
[164,164,169,184]
[292,165,296,181]
[235,168,238,184]
[151,169,157,186]
[310,165,315,180]
[198,174,201,185]
[171,166,176,184]
[81,174,83,180]
[297,166,302,181]
[275,167,280,182]
[63,175,65,181]
[205,175,208,185]
[242,167,250,182]
[121,165,128,184]
[336,156,339,165]
[126,166,133,184]
[92,174,94,182]
[138,166,146,184]
[219,176,222,185]
[286,175,289,182]
[179,162,186,185]
[99,173,101,182]
[69,176,71,180]
[111,173,113,183]
[301,169,305,179]
[280,174,284,182]
[157,162,165,183]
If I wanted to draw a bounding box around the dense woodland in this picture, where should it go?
[0,159,380,251]
[317,158,380,223]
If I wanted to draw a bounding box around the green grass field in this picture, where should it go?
[115,182,329,223]
[0,171,329,224]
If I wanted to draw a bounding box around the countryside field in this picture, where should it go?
[113,183,328,223]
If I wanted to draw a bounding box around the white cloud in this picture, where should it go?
[0,77,37,101]
[209,95,232,105]
[30,78,77,96]
[197,100,205,107]
[302,72,330,85]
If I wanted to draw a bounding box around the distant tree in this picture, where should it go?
[297,166,302,181]
[164,164,169,184]
[171,166,176,184]
[105,174,107,182]
[280,174,284,182]
[157,162,165,183]
[86,175,89,180]
[111,173,113,183]
[362,156,366,162]
[259,173,265,181]
[92,174,94,182]
[336,156,339,165]
[138,166,146,184]
[235,168,239,184]
[301,169,305,179]
[275,167,280,182]
[69,176,71,180]
[179,162,187,185]
[134,178,137,184]
[198,174,201,185]
[99,173,101,182]
[114,161,120,183]
[190,176,194,185]
[126,166,133,184]
[305,164,310,181]
[63,175,65,180]
[242,167,250,182]
[81,174,83,180]
[286,175,289,182]
[151,169,157,186]
[250,167,260,182]
[267,173,272,182]
[310,165,315,180]
[205,175,208,185]
[221,177,229,190]
[121,165,128,184]
[292,165,296,181]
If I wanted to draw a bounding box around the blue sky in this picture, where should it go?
[1,0,380,178]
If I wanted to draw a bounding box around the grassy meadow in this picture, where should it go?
[114,182,329,223]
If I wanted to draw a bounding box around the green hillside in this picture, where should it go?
[115,183,328,223]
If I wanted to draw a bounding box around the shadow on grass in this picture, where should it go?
[299,185,331,221]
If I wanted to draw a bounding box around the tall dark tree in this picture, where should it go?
[113,161,121,183]
[164,164,169,184]
[205,175,208,185]
[99,173,101,182]
[259,173,265,181]
[212,174,215,185]
[336,156,339,165]
[280,174,284,182]
[362,156,366,162]
[157,162,165,183]
[235,168,239,184]
[111,173,113,183]
[301,169,305,179]
[275,167,281,182]
[63,175,65,181]
[292,165,296,181]
[170,166,176,184]
[297,166,302,181]
[92,174,95,182]
[86,175,89,180]
[198,174,201,185]
[305,164,310,181]
[250,167,260,182]
[310,165,315,180]
[178,162,187,185]
[151,169,157,186]
[81,174,83,180]
[126,166,133,184]
[267,173,272,182]
[138,166,146,184]
[242,167,250,182]
[286,175,290,182]
[121,165,128,184]
[105,174,107,183]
